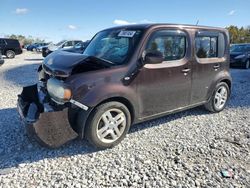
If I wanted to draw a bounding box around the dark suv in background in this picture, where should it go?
[0,38,22,58]
[230,43,250,69]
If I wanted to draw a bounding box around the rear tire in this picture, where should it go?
[204,82,230,113]
[84,102,131,149]
[5,50,15,58]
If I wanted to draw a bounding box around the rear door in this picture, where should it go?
[191,31,227,104]
[136,29,192,118]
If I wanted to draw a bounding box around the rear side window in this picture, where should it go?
[195,31,226,59]
[0,39,5,45]
[195,36,217,58]
[146,30,186,61]
[7,39,20,46]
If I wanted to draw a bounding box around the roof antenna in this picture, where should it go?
[196,20,199,26]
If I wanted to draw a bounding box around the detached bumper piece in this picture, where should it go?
[17,84,78,148]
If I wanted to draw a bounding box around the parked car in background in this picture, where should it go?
[61,41,89,54]
[0,38,22,58]
[0,52,4,65]
[42,40,82,57]
[36,43,52,52]
[26,43,38,51]
[27,43,49,51]
[18,24,232,149]
[230,43,250,69]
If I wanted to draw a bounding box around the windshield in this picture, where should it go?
[230,44,250,53]
[55,40,66,46]
[83,29,143,65]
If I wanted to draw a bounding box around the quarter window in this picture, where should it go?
[146,30,186,61]
[195,36,218,58]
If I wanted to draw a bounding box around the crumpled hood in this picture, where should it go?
[42,50,109,77]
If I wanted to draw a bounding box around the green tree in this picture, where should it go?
[226,25,250,43]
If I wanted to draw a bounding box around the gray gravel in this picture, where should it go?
[0,51,249,187]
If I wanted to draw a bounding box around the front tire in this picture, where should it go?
[5,50,15,58]
[84,102,131,149]
[204,82,230,113]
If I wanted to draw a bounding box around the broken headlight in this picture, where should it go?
[47,78,72,104]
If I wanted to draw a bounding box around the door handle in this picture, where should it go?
[214,64,220,69]
[182,68,191,76]
[182,68,191,73]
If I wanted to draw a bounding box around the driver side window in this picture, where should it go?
[146,30,186,62]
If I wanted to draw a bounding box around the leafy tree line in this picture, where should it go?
[226,25,250,44]
[4,34,46,46]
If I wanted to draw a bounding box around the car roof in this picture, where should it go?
[0,38,19,41]
[101,23,227,32]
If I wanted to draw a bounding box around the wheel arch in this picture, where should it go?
[76,96,136,139]
[4,48,15,54]
[97,96,135,124]
[220,78,232,90]
[206,72,232,101]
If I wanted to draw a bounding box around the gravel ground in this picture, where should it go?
[0,51,249,187]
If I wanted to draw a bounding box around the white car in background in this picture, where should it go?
[42,40,82,57]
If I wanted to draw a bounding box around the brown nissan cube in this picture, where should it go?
[17,24,232,149]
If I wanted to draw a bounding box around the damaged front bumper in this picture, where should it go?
[17,84,78,148]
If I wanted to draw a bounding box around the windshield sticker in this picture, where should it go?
[118,31,136,38]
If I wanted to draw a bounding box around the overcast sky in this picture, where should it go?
[0,0,249,42]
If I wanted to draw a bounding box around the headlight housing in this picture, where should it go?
[235,54,246,59]
[47,78,72,104]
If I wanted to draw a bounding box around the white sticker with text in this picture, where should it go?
[118,31,136,38]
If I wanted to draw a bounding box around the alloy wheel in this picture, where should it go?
[214,85,228,110]
[6,51,14,58]
[96,108,126,144]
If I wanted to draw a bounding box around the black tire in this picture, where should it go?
[83,101,131,149]
[204,82,230,113]
[244,60,250,69]
[5,50,15,58]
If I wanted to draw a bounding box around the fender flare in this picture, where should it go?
[206,71,232,101]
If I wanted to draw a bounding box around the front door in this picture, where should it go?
[136,29,192,119]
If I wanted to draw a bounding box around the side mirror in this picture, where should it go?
[143,51,164,64]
